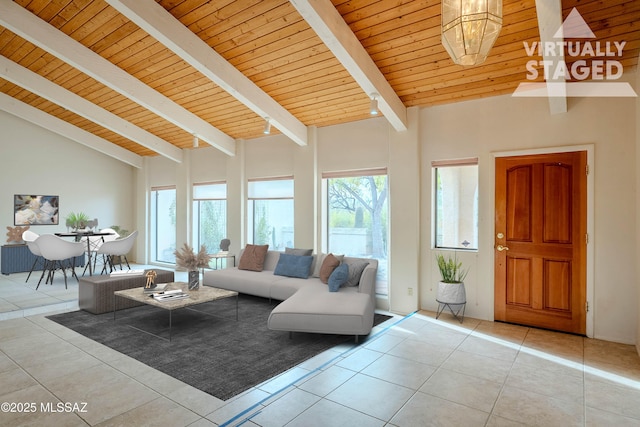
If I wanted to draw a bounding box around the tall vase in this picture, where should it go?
[188,270,199,291]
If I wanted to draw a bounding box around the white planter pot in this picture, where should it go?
[436,281,466,305]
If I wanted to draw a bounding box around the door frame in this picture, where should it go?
[492,144,594,337]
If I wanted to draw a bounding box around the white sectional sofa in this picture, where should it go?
[202,249,378,341]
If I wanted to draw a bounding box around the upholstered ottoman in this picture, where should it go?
[78,268,174,314]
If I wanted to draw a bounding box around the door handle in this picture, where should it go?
[496,245,509,252]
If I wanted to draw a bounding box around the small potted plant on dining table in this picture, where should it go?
[65,211,90,231]
[174,243,212,291]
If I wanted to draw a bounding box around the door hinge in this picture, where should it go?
[585,301,589,312]
[586,164,590,175]
[585,233,589,244]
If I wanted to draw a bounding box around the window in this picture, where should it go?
[433,159,478,250]
[325,169,389,295]
[247,178,294,251]
[150,186,176,263]
[193,182,227,253]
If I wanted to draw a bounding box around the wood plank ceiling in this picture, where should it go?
[0,0,638,163]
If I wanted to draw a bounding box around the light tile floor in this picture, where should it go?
[1,268,640,426]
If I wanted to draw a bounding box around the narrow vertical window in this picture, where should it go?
[247,178,294,251]
[324,169,388,295]
[433,159,478,250]
[193,182,227,253]
[150,186,176,263]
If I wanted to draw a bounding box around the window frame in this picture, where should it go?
[247,177,294,250]
[150,185,177,264]
[192,181,227,251]
[432,158,479,251]
[322,168,389,296]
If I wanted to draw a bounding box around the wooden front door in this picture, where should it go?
[494,151,587,335]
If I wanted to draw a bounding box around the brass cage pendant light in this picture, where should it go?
[441,0,503,66]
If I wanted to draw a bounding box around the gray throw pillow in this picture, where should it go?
[284,247,313,256]
[344,261,369,287]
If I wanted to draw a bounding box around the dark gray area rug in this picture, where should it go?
[47,294,391,401]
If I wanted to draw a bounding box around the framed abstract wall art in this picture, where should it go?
[14,195,59,225]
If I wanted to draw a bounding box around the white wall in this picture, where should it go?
[0,111,135,248]
[4,69,638,345]
[141,83,638,344]
[420,81,637,344]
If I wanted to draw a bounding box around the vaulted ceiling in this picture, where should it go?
[1,0,638,167]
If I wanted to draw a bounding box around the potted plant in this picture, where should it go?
[65,211,90,231]
[435,252,468,305]
[174,243,212,290]
[109,225,130,238]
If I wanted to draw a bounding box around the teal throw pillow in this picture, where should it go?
[273,253,313,279]
[328,263,349,292]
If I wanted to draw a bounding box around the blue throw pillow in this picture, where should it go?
[328,263,349,292]
[273,253,313,279]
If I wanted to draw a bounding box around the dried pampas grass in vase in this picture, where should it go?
[174,243,212,290]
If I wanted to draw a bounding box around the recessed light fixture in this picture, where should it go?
[192,134,199,148]
[263,118,271,135]
[370,93,379,116]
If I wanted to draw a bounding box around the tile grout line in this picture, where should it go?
[220,312,416,427]
[479,324,527,426]
[23,315,207,425]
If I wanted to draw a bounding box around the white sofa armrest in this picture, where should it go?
[357,260,378,300]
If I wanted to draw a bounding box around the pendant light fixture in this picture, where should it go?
[263,118,271,135]
[441,0,503,66]
[192,134,199,148]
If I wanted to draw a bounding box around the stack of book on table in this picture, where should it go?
[143,283,168,294]
[110,269,145,277]
[150,289,189,302]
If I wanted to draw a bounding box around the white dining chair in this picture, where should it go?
[80,228,120,276]
[96,230,138,274]
[22,230,42,283]
[34,234,85,289]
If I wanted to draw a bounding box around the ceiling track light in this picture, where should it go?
[263,117,271,135]
[192,134,199,148]
[369,93,379,116]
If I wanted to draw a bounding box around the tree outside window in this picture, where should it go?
[326,172,388,295]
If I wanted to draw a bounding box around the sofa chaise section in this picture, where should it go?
[267,284,375,336]
[202,250,378,339]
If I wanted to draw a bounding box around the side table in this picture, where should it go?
[209,253,235,270]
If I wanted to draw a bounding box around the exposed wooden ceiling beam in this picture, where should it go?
[105,0,308,147]
[0,0,236,156]
[0,93,143,168]
[535,0,567,114]
[0,55,183,163]
[290,0,407,132]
